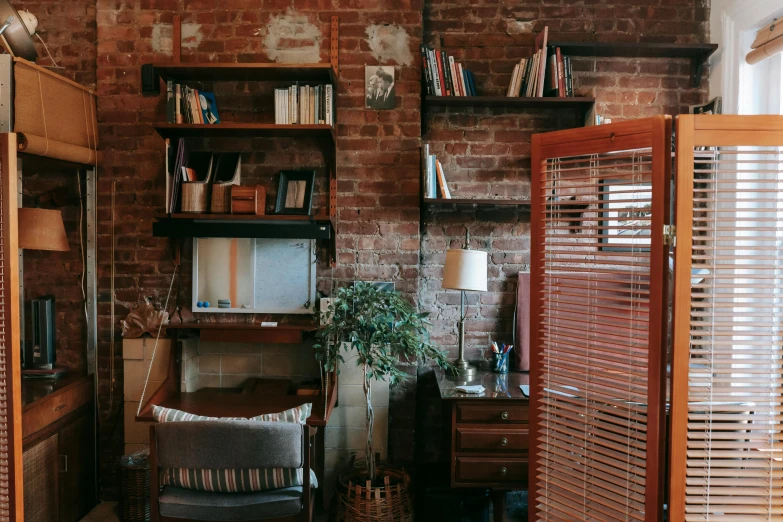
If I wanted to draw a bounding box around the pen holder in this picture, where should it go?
[492,352,508,374]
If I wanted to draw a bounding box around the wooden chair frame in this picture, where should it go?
[149,424,316,522]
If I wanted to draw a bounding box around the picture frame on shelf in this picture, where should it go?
[274,170,316,215]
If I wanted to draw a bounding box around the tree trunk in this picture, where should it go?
[363,363,376,482]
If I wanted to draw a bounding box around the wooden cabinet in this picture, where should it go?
[22,375,96,522]
[437,370,530,522]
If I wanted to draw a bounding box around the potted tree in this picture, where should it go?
[314,282,453,521]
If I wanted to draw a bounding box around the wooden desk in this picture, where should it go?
[22,373,96,522]
[437,370,529,522]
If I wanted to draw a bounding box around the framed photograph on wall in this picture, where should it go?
[274,170,316,215]
[365,66,396,110]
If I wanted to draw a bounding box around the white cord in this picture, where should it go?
[35,33,59,68]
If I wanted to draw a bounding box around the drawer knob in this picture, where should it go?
[500,467,507,476]
[500,437,509,446]
[501,411,509,420]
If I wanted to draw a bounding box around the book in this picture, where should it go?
[429,49,442,96]
[507,63,520,97]
[435,160,451,198]
[521,57,533,96]
[175,84,182,123]
[166,81,175,123]
[466,70,477,97]
[456,63,467,96]
[448,56,460,96]
[534,27,549,97]
[199,92,219,124]
[421,46,433,95]
[326,84,333,126]
[422,144,432,198]
[435,51,448,96]
[555,47,565,97]
[564,56,573,97]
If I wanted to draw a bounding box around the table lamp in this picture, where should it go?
[442,231,487,380]
[19,208,69,251]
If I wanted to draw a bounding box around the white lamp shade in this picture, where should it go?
[442,248,488,292]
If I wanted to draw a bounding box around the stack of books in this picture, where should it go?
[421,144,452,199]
[166,82,220,124]
[505,27,574,98]
[421,46,477,97]
[274,84,334,126]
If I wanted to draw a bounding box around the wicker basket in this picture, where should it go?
[332,466,414,522]
[118,452,151,522]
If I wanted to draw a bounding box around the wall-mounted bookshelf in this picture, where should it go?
[422,198,531,208]
[153,62,337,84]
[549,41,718,87]
[153,123,336,144]
[424,95,595,120]
[152,213,334,240]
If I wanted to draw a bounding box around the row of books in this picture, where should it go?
[421,145,452,199]
[166,82,220,124]
[506,47,574,98]
[274,84,334,126]
[421,46,478,97]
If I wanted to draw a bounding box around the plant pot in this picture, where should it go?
[331,466,414,522]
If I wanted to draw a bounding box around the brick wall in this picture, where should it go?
[23,0,708,498]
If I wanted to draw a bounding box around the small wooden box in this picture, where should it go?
[231,185,266,215]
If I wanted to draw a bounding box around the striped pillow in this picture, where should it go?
[152,403,315,493]
[151,403,312,424]
[162,467,318,492]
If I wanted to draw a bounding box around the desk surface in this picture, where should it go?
[437,369,529,401]
[22,372,89,410]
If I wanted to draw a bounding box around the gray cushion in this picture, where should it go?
[158,485,303,521]
[156,420,303,470]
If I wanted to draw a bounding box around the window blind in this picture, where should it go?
[0,134,23,521]
[669,115,783,522]
[530,117,671,522]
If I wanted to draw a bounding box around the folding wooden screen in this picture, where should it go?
[530,116,672,521]
[0,134,23,521]
[669,115,783,521]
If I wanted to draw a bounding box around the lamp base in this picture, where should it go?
[453,359,477,381]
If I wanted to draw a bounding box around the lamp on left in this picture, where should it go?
[19,208,69,251]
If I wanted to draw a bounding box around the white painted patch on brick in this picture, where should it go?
[505,19,534,35]
[365,24,413,66]
[263,9,321,64]
[151,23,202,54]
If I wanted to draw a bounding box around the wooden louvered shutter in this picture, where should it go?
[530,116,672,522]
[669,115,783,522]
[0,134,24,521]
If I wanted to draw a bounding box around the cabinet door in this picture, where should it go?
[23,433,59,522]
[58,411,96,522]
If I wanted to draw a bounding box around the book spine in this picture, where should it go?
[556,47,565,97]
[166,81,174,123]
[174,84,182,124]
[428,154,438,198]
[435,51,448,96]
[436,160,451,199]
[421,46,433,95]
[428,49,442,96]
[455,63,466,97]
[422,144,430,199]
[565,56,573,97]
[325,84,333,126]
[448,56,460,96]
[467,70,477,97]
[441,51,453,96]
[507,63,519,97]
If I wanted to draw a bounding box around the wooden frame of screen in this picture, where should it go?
[529,116,672,521]
[668,114,783,522]
[0,133,24,520]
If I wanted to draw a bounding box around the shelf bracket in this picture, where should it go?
[173,15,181,63]
[690,58,703,88]
[330,16,339,75]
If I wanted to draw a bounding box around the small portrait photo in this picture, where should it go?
[365,65,396,110]
[274,170,316,216]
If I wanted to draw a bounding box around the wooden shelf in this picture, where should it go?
[153,123,336,144]
[425,95,595,111]
[152,62,337,84]
[152,214,334,239]
[550,41,718,87]
[156,212,329,222]
[166,322,316,344]
[423,198,531,208]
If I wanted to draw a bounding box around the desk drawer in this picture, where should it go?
[456,404,528,424]
[456,457,528,484]
[23,379,93,440]
[456,427,529,452]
